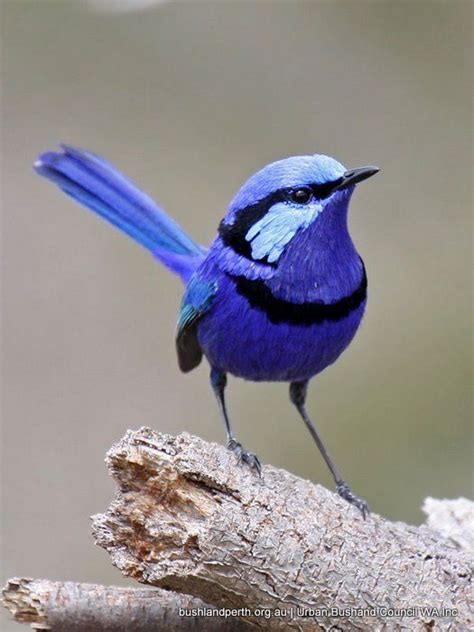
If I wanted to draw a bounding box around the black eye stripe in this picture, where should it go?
[218,177,343,262]
[309,178,343,200]
[286,179,343,203]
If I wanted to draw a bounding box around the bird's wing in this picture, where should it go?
[176,275,218,372]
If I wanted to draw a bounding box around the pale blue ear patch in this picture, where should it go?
[245,201,322,263]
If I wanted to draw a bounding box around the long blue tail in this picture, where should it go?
[34,145,206,282]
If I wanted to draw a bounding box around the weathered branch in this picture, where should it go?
[90,428,472,630]
[2,578,252,631]
[422,497,474,553]
[3,428,473,631]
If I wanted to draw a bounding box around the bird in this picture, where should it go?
[34,145,379,517]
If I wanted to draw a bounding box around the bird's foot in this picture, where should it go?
[227,438,262,476]
[336,481,370,519]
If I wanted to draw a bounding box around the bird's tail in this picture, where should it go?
[34,145,206,282]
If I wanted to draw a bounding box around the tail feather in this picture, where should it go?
[34,145,206,280]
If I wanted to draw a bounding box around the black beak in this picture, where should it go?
[334,166,380,191]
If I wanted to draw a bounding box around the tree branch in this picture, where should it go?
[2,579,252,631]
[422,497,474,553]
[3,428,473,631]
[91,428,472,630]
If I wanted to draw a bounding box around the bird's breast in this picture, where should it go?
[196,270,366,382]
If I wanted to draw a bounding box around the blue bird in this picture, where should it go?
[35,146,379,517]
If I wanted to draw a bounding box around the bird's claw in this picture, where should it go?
[227,438,262,476]
[336,481,370,519]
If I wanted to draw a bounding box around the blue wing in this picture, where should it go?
[176,275,218,372]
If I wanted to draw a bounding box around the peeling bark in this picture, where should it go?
[3,428,473,631]
[87,428,473,631]
[2,578,252,631]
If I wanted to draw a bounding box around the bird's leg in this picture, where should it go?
[289,380,369,518]
[210,367,261,475]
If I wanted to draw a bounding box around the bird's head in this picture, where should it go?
[219,154,379,265]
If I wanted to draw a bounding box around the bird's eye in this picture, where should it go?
[289,187,312,205]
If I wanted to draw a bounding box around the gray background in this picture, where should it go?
[2,1,472,629]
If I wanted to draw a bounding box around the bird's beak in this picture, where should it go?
[334,166,380,191]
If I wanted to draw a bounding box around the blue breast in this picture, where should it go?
[196,271,366,382]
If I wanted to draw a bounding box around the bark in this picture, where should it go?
[2,578,252,631]
[422,497,474,553]
[3,428,473,631]
[90,428,472,631]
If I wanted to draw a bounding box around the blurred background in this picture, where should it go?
[2,1,472,628]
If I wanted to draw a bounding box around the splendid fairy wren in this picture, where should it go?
[35,146,379,517]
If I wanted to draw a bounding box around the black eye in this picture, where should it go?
[289,187,312,205]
